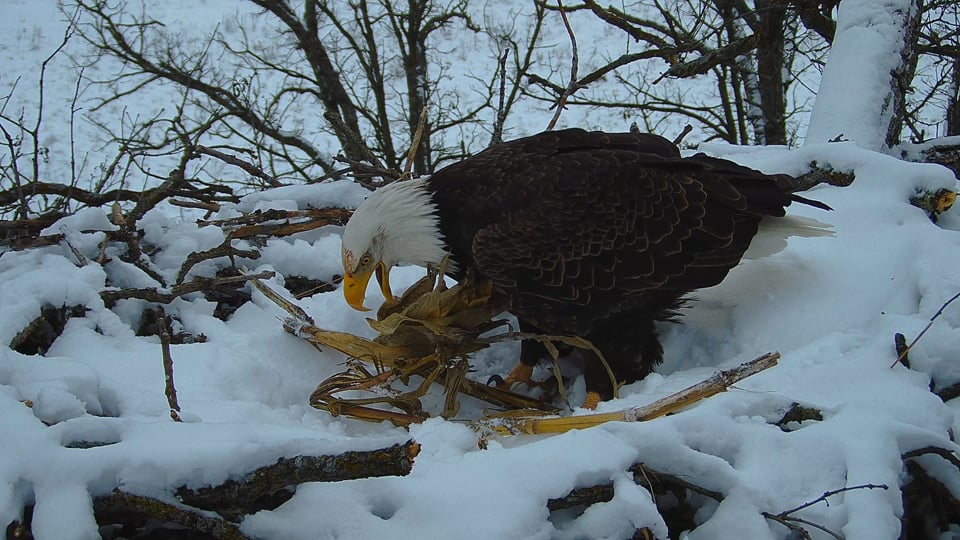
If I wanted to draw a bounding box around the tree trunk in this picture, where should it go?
[948,57,960,137]
[405,0,431,175]
[805,0,923,150]
[884,0,924,147]
[755,0,787,145]
[299,1,367,162]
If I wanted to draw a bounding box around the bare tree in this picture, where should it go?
[522,0,833,145]
[904,0,960,141]
[68,0,490,185]
[0,9,89,219]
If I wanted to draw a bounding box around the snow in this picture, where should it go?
[805,0,919,150]
[2,1,960,540]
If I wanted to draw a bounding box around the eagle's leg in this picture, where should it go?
[491,321,553,390]
[497,331,545,389]
[581,316,665,408]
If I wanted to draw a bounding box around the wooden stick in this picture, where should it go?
[156,308,182,422]
[477,352,780,436]
[176,440,420,520]
[94,489,251,540]
[891,290,960,368]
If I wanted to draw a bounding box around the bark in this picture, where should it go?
[755,0,787,145]
[251,0,367,163]
[404,0,431,175]
[948,57,960,136]
[885,0,925,147]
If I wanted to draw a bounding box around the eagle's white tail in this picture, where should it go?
[744,216,834,259]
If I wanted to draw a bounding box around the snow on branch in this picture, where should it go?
[806,0,922,150]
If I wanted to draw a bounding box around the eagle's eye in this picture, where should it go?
[360,254,372,266]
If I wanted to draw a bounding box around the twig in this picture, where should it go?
[775,483,889,516]
[62,233,89,267]
[762,483,889,540]
[404,106,429,178]
[100,270,275,306]
[323,110,385,171]
[891,290,960,368]
[156,308,182,422]
[168,198,222,213]
[775,402,823,431]
[672,124,693,145]
[69,64,85,191]
[491,48,510,146]
[333,154,402,188]
[199,208,352,230]
[630,463,724,501]
[792,163,855,192]
[249,273,315,324]
[176,236,260,285]
[545,0,582,131]
[195,144,281,187]
[548,484,614,511]
[548,461,725,512]
[658,34,758,80]
[902,445,960,470]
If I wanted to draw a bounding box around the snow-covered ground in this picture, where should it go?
[3,2,960,539]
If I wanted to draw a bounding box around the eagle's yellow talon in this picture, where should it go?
[499,362,535,390]
[581,391,602,410]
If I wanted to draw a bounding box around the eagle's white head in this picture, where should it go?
[340,178,449,310]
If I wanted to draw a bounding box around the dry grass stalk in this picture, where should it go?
[474,352,780,437]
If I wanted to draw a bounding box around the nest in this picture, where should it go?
[253,263,779,436]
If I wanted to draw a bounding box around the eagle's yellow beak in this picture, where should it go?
[342,261,394,311]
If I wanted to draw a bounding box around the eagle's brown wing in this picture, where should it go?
[428,128,818,335]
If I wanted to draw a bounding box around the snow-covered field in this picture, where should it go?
[3,1,960,539]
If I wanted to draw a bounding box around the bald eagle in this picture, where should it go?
[340,128,830,404]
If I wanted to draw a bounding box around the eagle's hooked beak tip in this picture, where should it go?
[342,271,372,312]
[342,260,396,311]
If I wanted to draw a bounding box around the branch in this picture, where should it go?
[491,48,510,146]
[478,352,780,436]
[94,489,252,540]
[902,445,960,470]
[155,308,182,422]
[175,440,420,521]
[657,34,758,81]
[545,0,583,131]
[195,145,280,187]
[891,290,960,368]
[75,0,335,171]
[100,271,275,306]
[176,237,260,286]
[762,484,889,540]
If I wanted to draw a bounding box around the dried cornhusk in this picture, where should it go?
[251,267,780,435]
[254,263,561,425]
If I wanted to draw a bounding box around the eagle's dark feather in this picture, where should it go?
[426,128,828,397]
